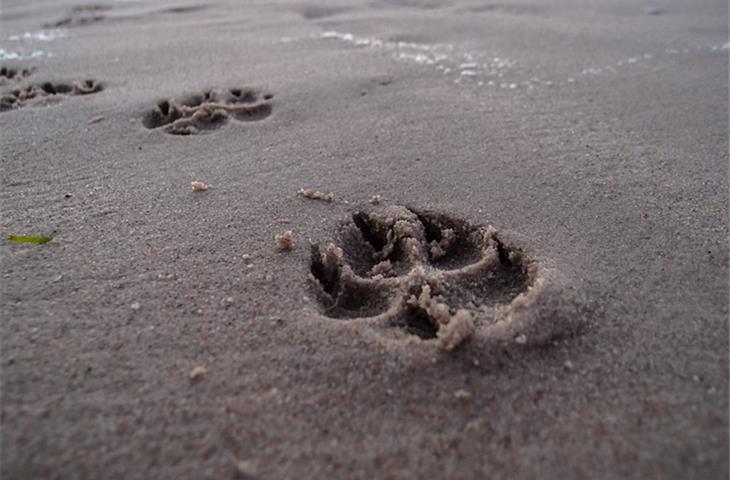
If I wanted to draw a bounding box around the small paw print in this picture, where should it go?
[142,87,273,135]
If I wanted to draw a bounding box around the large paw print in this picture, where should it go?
[142,88,273,135]
[309,206,538,350]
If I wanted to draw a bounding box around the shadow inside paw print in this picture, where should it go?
[309,206,538,350]
[142,88,273,135]
[0,79,103,112]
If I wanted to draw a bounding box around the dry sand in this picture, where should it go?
[1,0,728,478]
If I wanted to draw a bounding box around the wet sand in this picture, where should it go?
[1,0,728,478]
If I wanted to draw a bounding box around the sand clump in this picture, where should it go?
[454,389,471,401]
[191,181,209,191]
[429,228,456,260]
[356,206,427,264]
[407,284,475,351]
[275,231,295,251]
[310,243,344,294]
[297,188,334,203]
[370,260,393,276]
[189,366,207,381]
[436,309,475,350]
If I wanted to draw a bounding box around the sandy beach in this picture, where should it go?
[1,0,728,478]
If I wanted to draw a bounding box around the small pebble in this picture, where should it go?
[130,302,141,310]
[514,334,527,345]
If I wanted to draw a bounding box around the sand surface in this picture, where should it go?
[1,0,728,478]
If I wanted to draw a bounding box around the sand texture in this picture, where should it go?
[1,0,728,478]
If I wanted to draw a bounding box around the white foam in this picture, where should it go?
[316,30,515,86]
[395,52,435,65]
[0,48,52,60]
[7,29,66,42]
[0,49,20,60]
[314,31,726,94]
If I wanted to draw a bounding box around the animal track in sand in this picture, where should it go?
[44,4,205,28]
[309,205,540,350]
[300,5,352,19]
[457,3,543,15]
[373,0,449,10]
[45,4,112,28]
[159,5,206,14]
[0,79,103,112]
[142,88,274,135]
[0,66,34,84]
